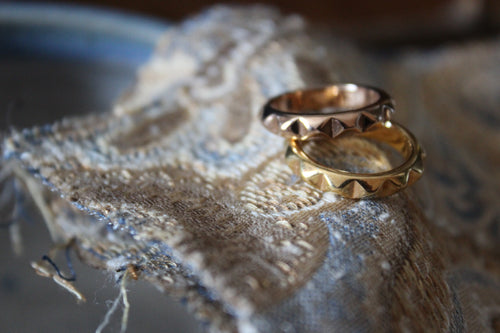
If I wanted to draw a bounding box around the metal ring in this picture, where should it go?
[261,83,394,139]
[286,121,424,199]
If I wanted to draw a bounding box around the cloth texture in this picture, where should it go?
[2,6,500,332]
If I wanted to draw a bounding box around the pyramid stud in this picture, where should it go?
[261,84,393,139]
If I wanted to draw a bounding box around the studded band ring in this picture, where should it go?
[285,121,425,199]
[260,83,425,198]
[261,83,394,140]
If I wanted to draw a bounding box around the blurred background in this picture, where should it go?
[0,0,498,332]
[51,0,500,44]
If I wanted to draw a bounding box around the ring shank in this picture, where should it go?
[270,84,384,114]
[261,83,394,139]
[286,121,424,198]
[341,121,414,160]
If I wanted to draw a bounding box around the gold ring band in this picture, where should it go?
[261,83,394,140]
[286,121,425,199]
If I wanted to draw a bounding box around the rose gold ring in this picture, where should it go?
[261,83,394,140]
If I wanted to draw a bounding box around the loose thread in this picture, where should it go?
[13,168,59,241]
[95,288,123,333]
[41,255,76,282]
[64,244,76,280]
[41,242,77,282]
[120,271,130,333]
[95,270,130,333]
[9,220,23,256]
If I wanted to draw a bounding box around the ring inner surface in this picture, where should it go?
[301,123,412,174]
[272,86,380,114]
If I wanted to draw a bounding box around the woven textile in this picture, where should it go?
[2,6,500,332]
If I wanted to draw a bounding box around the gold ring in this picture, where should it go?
[261,83,394,140]
[286,121,425,199]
